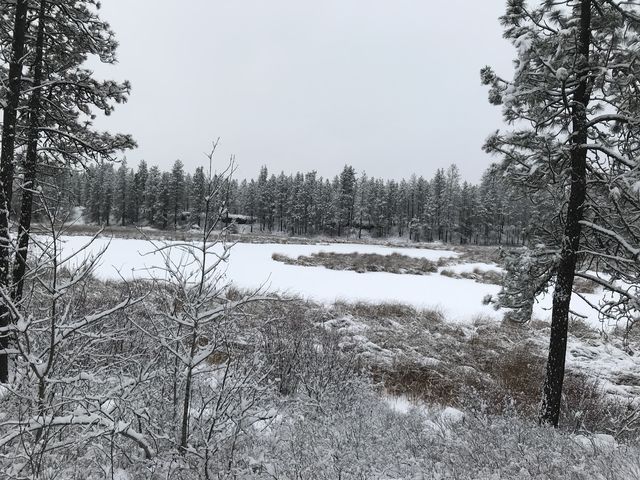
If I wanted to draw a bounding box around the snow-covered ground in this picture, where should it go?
[437,262,504,274]
[26,234,640,472]
[565,335,640,398]
[52,235,605,327]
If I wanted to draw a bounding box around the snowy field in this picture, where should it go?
[50,235,609,328]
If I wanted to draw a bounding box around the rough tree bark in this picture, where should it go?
[0,0,29,384]
[12,0,48,303]
[539,0,591,426]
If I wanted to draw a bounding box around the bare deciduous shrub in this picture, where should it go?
[260,312,308,396]
[239,373,640,480]
[259,301,362,404]
[0,225,156,478]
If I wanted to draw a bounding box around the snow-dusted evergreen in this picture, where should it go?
[44,161,533,245]
[0,0,134,383]
[483,0,640,425]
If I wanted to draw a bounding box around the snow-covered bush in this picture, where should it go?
[0,229,154,478]
[259,300,361,403]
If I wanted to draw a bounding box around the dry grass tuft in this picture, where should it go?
[573,276,601,294]
[569,316,601,339]
[440,267,504,285]
[272,251,438,275]
[439,268,456,278]
[335,301,419,319]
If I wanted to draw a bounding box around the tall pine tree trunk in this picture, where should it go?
[0,0,29,384]
[121,189,126,226]
[12,0,48,304]
[539,0,591,427]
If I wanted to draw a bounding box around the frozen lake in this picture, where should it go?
[51,235,605,327]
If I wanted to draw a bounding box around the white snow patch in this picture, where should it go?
[440,407,466,424]
[323,316,370,334]
[438,262,504,275]
[384,395,414,414]
[574,433,617,451]
[556,67,569,81]
[566,335,640,398]
[112,469,130,480]
[385,397,465,428]
[533,289,608,331]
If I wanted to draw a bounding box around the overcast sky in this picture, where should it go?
[92,1,514,183]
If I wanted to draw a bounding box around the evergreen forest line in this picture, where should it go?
[48,160,535,245]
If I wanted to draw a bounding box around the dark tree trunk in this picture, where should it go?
[12,0,48,304]
[121,189,126,226]
[539,0,591,427]
[0,0,28,207]
[0,0,29,384]
[174,204,178,230]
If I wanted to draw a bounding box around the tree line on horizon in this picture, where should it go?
[45,160,536,245]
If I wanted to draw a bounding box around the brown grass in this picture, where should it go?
[441,245,502,265]
[440,267,504,285]
[272,251,438,275]
[439,269,457,278]
[569,316,601,339]
[372,342,612,430]
[335,300,428,320]
[573,276,601,294]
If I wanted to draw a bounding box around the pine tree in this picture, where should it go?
[0,0,134,378]
[125,168,137,224]
[246,180,257,233]
[275,172,289,232]
[69,158,548,245]
[338,165,356,235]
[354,173,369,239]
[414,176,430,242]
[0,0,29,382]
[144,166,161,226]
[431,169,446,241]
[191,166,206,227]
[287,173,304,235]
[299,172,314,234]
[114,160,129,226]
[156,172,171,230]
[459,182,478,244]
[483,0,640,426]
[170,160,185,230]
[265,174,277,231]
[134,160,148,224]
[256,166,269,231]
[100,164,114,227]
[444,165,461,243]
